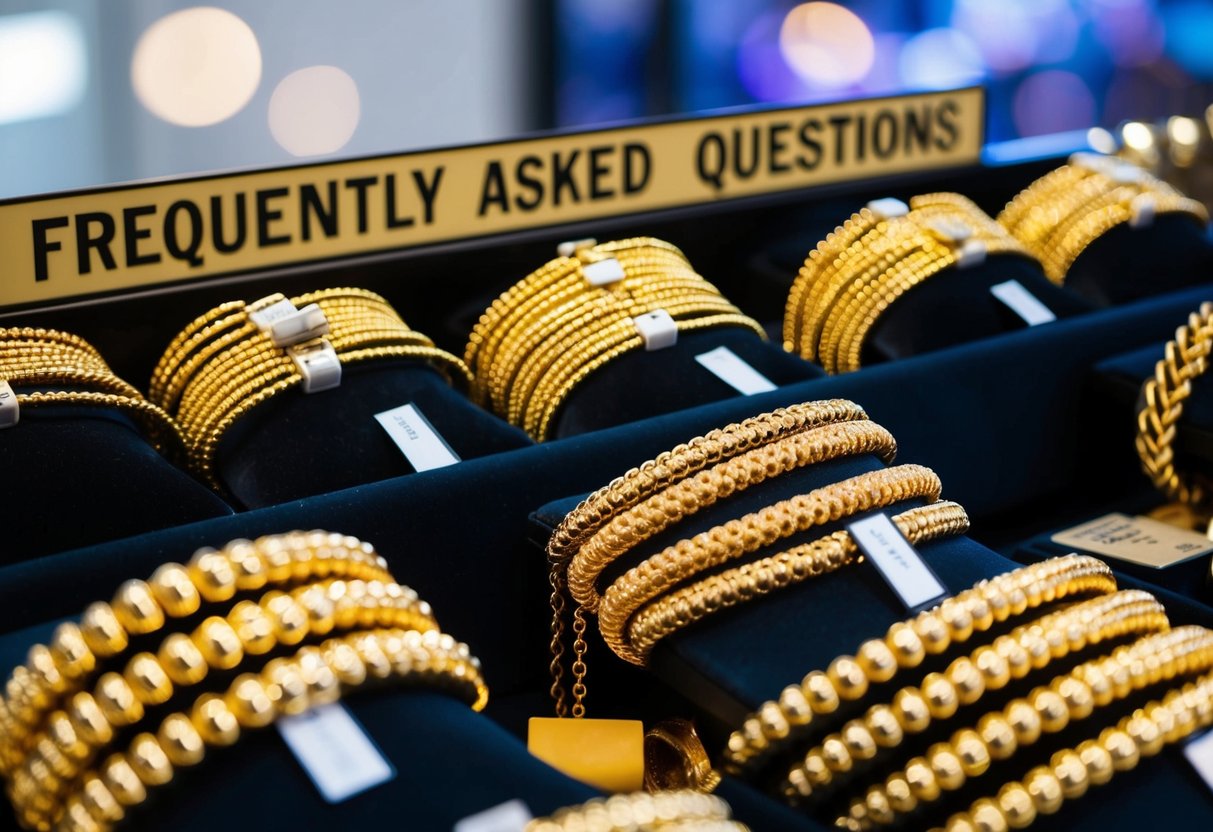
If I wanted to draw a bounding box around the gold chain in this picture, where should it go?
[1135,301,1213,516]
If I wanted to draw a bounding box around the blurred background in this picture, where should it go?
[2,0,1212,198]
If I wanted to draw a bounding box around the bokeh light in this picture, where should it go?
[898,28,985,90]
[778,2,875,89]
[268,66,361,157]
[131,7,261,127]
[0,11,86,125]
[1012,70,1096,137]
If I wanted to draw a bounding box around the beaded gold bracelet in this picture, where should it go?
[525,790,746,832]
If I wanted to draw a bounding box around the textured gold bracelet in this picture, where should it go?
[525,790,744,832]
[720,554,1117,776]
[924,663,1213,832]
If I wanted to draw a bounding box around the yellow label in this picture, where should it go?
[0,88,983,309]
[1051,512,1213,569]
[528,716,645,793]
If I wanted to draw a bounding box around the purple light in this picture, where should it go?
[1012,70,1097,137]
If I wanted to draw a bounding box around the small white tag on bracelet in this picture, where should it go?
[0,381,18,428]
[635,308,678,351]
[289,340,342,393]
[582,257,626,286]
[1130,192,1157,228]
[277,703,394,803]
[849,512,948,612]
[557,237,597,257]
[454,800,534,832]
[990,280,1056,326]
[695,346,777,395]
[867,198,909,219]
[249,298,330,346]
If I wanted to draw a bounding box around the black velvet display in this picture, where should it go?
[216,359,532,508]
[1064,215,1213,306]
[552,328,822,439]
[0,404,230,564]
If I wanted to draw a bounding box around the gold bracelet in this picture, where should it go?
[924,663,1213,832]
[627,501,970,665]
[525,791,744,832]
[720,554,1117,776]
[596,464,945,666]
[1136,301,1213,520]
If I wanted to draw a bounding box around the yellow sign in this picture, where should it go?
[0,87,983,309]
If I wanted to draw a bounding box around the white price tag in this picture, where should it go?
[849,512,948,611]
[453,800,534,832]
[1185,730,1213,796]
[277,703,395,803]
[374,403,461,472]
[289,340,342,393]
[866,197,909,219]
[634,309,678,351]
[249,298,330,346]
[695,346,777,395]
[582,257,627,286]
[0,381,18,428]
[990,280,1057,327]
[1051,512,1213,569]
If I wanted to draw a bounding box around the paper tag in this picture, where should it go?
[374,403,461,472]
[1051,513,1213,569]
[0,381,18,428]
[528,717,645,792]
[249,298,330,346]
[695,346,777,395]
[1130,192,1157,228]
[289,340,342,393]
[277,703,395,803]
[634,309,678,351]
[582,257,626,286]
[990,280,1057,326]
[453,800,534,832]
[1184,730,1213,796]
[867,197,909,219]
[557,237,597,258]
[849,512,949,612]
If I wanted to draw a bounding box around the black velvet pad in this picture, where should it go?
[216,359,532,508]
[1064,215,1213,306]
[552,328,822,439]
[0,404,230,564]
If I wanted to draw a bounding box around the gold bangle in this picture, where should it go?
[627,501,970,665]
[840,624,1209,829]
[720,554,1117,776]
[923,662,1213,832]
[596,464,945,666]
[525,790,743,832]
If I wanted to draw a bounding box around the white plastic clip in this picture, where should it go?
[289,340,343,393]
[925,217,986,269]
[0,381,18,428]
[866,197,910,220]
[249,298,330,347]
[557,237,597,258]
[1129,192,1157,228]
[582,257,626,286]
[1069,151,1119,175]
[634,309,678,351]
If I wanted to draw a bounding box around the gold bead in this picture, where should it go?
[190,694,240,746]
[265,593,309,646]
[1056,677,1094,720]
[112,580,165,635]
[913,615,950,655]
[1024,766,1063,815]
[50,622,95,681]
[95,672,144,726]
[758,701,790,741]
[47,711,88,763]
[191,617,244,670]
[997,782,1036,829]
[68,692,113,746]
[227,601,277,655]
[865,786,894,825]
[827,656,869,701]
[1050,749,1089,799]
[886,622,926,668]
[970,797,1009,832]
[865,705,903,748]
[1101,727,1140,772]
[841,720,877,761]
[323,641,367,686]
[1032,689,1070,734]
[893,688,932,733]
[296,584,337,636]
[946,659,985,706]
[922,673,959,720]
[802,670,840,714]
[976,712,1017,761]
[905,757,940,801]
[128,733,173,786]
[778,684,813,726]
[79,603,128,657]
[1006,699,1042,745]
[148,563,201,618]
[264,658,309,715]
[158,713,206,767]
[952,729,991,777]
[187,549,238,604]
[1076,738,1114,786]
[856,639,898,683]
[821,736,853,773]
[884,772,916,813]
[927,743,966,791]
[972,645,1011,690]
[27,644,67,695]
[945,813,978,832]
[1125,713,1164,757]
[80,773,124,823]
[62,797,102,832]
[802,751,831,786]
[227,674,277,728]
[100,754,146,806]
[226,540,269,591]
[157,633,209,686]
[124,653,173,705]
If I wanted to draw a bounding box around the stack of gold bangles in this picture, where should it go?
[150,288,472,486]
[0,531,488,832]
[464,237,766,441]
[998,153,1209,283]
[783,194,1032,374]
[0,328,182,458]
[719,553,1213,832]
[526,790,747,832]
[545,400,969,718]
